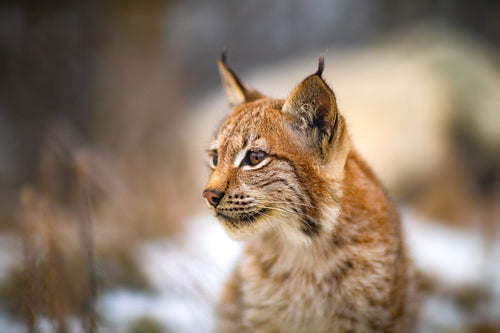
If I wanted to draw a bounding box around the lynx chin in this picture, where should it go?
[203,51,418,333]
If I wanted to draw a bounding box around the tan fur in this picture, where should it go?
[203,56,417,332]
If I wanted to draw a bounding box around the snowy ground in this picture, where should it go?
[404,210,500,332]
[99,214,242,333]
[1,209,498,332]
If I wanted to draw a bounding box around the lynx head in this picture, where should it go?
[203,52,350,242]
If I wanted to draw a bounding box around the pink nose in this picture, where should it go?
[203,190,224,208]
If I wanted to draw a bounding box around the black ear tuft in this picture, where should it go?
[315,55,325,77]
[221,46,227,64]
[283,56,338,160]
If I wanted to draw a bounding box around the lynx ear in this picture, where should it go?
[282,56,338,159]
[218,49,264,107]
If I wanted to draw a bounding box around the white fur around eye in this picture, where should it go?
[234,149,247,168]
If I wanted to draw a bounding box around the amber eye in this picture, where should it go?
[209,151,218,169]
[245,150,267,167]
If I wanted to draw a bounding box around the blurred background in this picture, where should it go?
[0,0,499,332]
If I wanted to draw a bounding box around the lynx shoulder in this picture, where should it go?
[203,53,417,333]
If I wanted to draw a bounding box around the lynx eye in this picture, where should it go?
[244,150,267,167]
[209,150,219,169]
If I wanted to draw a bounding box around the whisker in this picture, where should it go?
[257,199,321,211]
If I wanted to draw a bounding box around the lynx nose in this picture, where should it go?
[203,189,224,208]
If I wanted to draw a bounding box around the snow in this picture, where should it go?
[403,209,489,287]
[99,289,210,333]
[403,208,500,332]
[98,214,242,333]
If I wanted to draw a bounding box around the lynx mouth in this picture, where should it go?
[217,208,267,224]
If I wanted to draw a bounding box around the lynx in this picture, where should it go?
[203,52,417,333]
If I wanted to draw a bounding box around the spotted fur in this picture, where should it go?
[203,56,418,332]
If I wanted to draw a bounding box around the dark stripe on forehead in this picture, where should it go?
[220,107,256,153]
[219,110,243,154]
